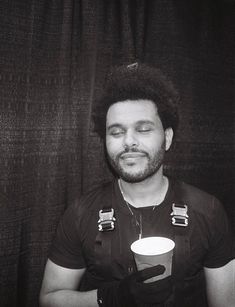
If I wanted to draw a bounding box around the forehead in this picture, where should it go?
[106,99,159,125]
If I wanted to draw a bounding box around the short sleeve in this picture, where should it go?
[48,203,86,269]
[203,197,234,268]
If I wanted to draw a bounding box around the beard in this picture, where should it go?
[107,140,166,183]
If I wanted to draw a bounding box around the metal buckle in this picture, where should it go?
[98,208,116,232]
[127,62,138,70]
[171,203,189,227]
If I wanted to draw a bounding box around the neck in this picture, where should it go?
[119,167,169,208]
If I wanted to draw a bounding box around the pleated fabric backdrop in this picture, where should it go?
[0,0,234,306]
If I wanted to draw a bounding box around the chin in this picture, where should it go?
[119,165,161,183]
[119,171,149,183]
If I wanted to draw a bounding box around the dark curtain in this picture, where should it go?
[0,0,234,306]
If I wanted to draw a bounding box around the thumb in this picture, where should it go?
[136,265,166,282]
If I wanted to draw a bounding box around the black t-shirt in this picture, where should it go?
[49,178,234,289]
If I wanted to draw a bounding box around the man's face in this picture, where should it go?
[106,99,173,183]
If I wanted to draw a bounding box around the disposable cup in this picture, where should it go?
[131,236,175,282]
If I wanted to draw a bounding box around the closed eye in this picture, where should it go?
[138,128,151,132]
[136,124,154,133]
[108,127,125,137]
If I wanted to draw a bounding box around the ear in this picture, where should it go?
[164,128,173,151]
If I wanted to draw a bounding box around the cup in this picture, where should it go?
[130,236,175,282]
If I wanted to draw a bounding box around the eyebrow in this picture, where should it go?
[135,120,155,126]
[106,120,155,131]
[106,123,123,131]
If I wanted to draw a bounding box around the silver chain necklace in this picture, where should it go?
[125,200,143,239]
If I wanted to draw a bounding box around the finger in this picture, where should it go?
[143,275,172,289]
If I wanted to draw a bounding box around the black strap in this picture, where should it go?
[171,182,193,307]
[173,214,190,281]
[94,183,115,267]
[171,181,191,276]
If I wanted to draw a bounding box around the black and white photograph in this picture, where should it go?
[0,1,234,306]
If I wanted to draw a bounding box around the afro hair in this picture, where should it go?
[92,63,180,139]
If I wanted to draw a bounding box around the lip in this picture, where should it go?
[120,152,146,160]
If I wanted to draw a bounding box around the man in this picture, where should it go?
[40,63,235,307]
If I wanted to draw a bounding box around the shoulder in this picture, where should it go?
[174,180,224,218]
[72,180,115,215]
[177,180,215,202]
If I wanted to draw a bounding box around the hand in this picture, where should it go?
[97,265,173,307]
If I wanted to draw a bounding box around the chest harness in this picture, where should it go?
[97,200,190,280]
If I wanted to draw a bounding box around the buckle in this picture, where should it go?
[98,208,116,232]
[171,203,189,227]
[127,62,138,70]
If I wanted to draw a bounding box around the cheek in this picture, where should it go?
[144,136,165,153]
[106,137,121,156]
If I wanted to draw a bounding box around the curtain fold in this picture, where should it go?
[0,1,234,306]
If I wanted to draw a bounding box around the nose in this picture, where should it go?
[123,130,139,149]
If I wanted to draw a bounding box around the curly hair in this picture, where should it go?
[92,63,180,139]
